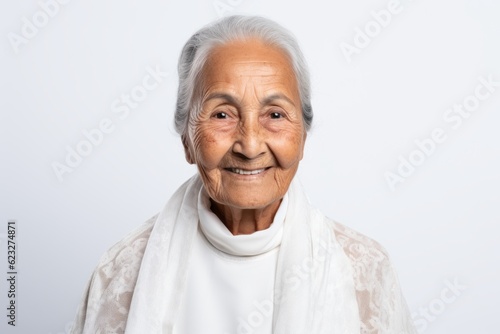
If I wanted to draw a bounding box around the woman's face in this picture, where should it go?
[185,39,306,211]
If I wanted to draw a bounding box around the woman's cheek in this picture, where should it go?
[271,129,305,167]
[192,125,230,169]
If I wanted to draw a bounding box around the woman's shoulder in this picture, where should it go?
[89,212,158,291]
[329,219,390,265]
[325,218,416,333]
[97,213,157,270]
[327,218,394,288]
[85,213,158,304]
[71,214,158,333]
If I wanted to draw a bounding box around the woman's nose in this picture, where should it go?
[232,116,266,160]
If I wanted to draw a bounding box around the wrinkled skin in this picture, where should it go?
[183,39,306,235]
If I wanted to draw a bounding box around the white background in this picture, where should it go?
[1,0,499,333]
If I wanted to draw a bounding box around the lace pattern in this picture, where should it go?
[71,216,156,334]
[333,222,415,334]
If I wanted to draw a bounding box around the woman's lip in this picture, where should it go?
[224,167,270,175]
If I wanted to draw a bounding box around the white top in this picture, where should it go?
[175,187,288,334]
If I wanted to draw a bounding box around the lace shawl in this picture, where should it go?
[71,176,416,334]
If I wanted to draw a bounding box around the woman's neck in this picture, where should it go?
[210,198,282,235]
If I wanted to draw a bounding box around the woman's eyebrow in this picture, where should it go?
[203,92,296,108]
[203,92,240,106]
[260,93,296,107]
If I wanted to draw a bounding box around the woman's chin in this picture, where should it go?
[213,189,282,211]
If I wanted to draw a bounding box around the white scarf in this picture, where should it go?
[123,175,361,333]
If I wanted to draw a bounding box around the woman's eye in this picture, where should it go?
[270,111,283,119]
[214,112,227,119]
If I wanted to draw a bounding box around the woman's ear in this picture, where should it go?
[182,134,194,164]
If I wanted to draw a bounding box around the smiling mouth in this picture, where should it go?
[226,168,268,175]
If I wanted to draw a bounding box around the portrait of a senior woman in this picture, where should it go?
[71,16,416,334]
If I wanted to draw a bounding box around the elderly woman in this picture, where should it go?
[72,16,416,334]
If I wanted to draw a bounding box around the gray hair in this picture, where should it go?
[174,15,313,139]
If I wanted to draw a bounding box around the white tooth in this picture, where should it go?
[232,168,265,175]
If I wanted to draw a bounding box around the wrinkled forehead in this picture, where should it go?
[198,39,298,93]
